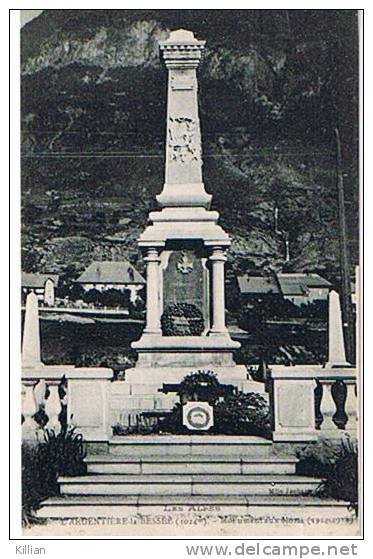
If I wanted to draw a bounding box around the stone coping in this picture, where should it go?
[22,365,112,381]
[67,367,112,380]
[22,364,73,381]
[132,334,240,351]
[270,365,357,380]
[109,435,271,445]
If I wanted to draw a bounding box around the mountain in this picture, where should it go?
[21,9,359,284]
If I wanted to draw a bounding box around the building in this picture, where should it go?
[237,275,280,300]
[277,273,332,305]
[76,260,145,303]
[22,272,59,306]
[238,272,332,306]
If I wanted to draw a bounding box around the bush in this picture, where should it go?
[214,392,271,437]
[112,422,158,436]
[177,370,221,405]
[297,437,358,512]
[157,392,272,437]
[161,303,204,336]
[22,426,86,525]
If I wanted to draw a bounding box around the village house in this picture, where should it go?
[237,272,332,306]
[75,260,145,303]
[21,272,59,306]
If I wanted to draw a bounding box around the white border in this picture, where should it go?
[6,3,369,554]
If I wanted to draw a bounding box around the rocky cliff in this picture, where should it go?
[21,9,359,283]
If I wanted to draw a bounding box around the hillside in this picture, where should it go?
[21,9,359,284]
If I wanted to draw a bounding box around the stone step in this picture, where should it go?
[86,455,297,475]
[108,436,273,457]
[59,474,321,496]
[36,494,351,520]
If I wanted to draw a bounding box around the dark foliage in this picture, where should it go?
[161,302,204,336]
[22,426,86,525]
[21,10,359,285]
[214,392,272,437]
[177,370,221,405]
[297,437,358,512]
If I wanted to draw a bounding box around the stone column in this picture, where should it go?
[209,247,228,334]
[144,248,161,334]
[157,29,211,209]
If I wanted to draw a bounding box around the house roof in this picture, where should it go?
[237,275,280,295]
[237,272,331,297]
[22,272,59,289]
[277,273,332,296]
[76,261,145,285]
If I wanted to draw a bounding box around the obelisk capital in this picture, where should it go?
[160,29,205,69]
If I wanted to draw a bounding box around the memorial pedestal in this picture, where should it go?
[128,29,248,392]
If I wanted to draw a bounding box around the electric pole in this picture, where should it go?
[335,127,354,363]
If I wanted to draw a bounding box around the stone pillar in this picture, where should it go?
[326,290,351,367]
[157,29,211,209]
[209,247,228,334]
[22,292,42,367]
[144,248,161,334]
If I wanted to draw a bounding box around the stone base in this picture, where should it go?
[132,334,240,367]
[123,365,253,386]
[272,432,318,442]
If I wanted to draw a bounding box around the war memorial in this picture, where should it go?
[21,29,359,531]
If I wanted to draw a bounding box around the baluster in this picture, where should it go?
[314,380,323,429]
[331,380,347,428]
[33,378,46,408]
[319,380,337,431]
[22,381,39,440]
[344,381,358,432]
[44,381,62,432]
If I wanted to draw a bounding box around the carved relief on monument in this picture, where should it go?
[168,116,201,164]
[162,248,209,330]
[176,250,194,274]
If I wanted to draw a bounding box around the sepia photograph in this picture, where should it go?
[18,8,360,537]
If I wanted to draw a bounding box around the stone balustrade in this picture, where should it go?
[21,366,70,440]
[270,365,358,443]
[21,366,112,442]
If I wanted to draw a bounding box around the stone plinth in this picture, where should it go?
[271,367,318,442]
[132,334,240,368]
[67,368,112,442]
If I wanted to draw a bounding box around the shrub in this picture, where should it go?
[297,437,358,512]
[22,426,86,525]
[157,404,189,435]
[161,303,204,336]
[157,391,272,437]
[214,392,271,437]
[178,370,221,405]
[112,422,158,436]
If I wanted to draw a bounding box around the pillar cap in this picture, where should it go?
[159,29,205,50]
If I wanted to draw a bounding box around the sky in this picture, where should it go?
[21,10,43,27]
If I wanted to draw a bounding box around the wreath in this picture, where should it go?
[161,302,204,336]
[178,370,221,404]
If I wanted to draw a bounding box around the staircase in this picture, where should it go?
[37,436,351,519]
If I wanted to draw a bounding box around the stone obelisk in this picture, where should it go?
[156,29,211,210]
[128,29,248,386]
[22,292,43,368]
[326,289,351,368]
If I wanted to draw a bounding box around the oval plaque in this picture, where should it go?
[182,401,214,431]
